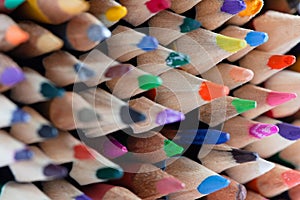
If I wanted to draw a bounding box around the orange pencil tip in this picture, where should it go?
[199,82,229,101]
[230,67,254,82]
[5,25,29,46]
[74,144,94,160]
[268,55,296,70]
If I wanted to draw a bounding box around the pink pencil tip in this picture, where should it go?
[103,137,128,159]
[156,177,185,195]
[266,92,297,106]
[249,123,279,139]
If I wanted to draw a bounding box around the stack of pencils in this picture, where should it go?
[1,0,300,199]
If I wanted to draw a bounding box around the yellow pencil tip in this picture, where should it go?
[58,0,90,15]
[216,35,247,53]
[106,6,127,22]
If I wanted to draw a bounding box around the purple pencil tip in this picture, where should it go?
[156,109,185,125]
[277,122,300,140]
[221,0,246,15]
[0,66,25,86]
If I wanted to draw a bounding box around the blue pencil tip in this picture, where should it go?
[245,31,268,47]
[194,129,230,145]
[14,148,34,161]
[11,109,31,124]
[88,24,111,42]
[73,62,95,81]
[197,175,230,194]
[75,194,92,200]
[137,35,159,51]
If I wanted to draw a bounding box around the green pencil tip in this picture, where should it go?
[4,0,25,9]
[231,98,257,114]
[138,74,162,90]
[96,167,123,180]
[40,82,65,99]
[164,140,184,157]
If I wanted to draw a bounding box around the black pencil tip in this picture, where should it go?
[231,149,259,163]
[120,106,146,124]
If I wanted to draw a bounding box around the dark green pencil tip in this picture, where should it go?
[96,167,123,180]
[40,82,65,99]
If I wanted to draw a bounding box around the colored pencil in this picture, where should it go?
[239,50,296,84]
[10,106,58,144]
[246,190,270,200]
[233,84,297,119]
[0,14,29,52]
[79,134,128,159]
[169,0,201,13]
[119,0,171,26]
[79,49,132,87]
[0,53,25,92]
[106,25,159,62]
[220,25,268,62]
[246,164,300,198]
[201,63,254,90]
[161,128,231,145]
[10,67,65,104]
[264,70,300,118]
[198,144,259,173]
[148,10,201,45]
[199,96,256,127]
[43,51,96,87]
[39,131,95,164]
[227,0,264,25]
[169,27,247,75]
[0,0,25,13]
[164,156,230,199]
[149,69,229,114]
[289,54,300,73]
[223,116,279,148]
[264,0,300,14]
[38,91,101,131]
[0,182,50,200]
[16,0,89,24]
[195,0,246,30]
[110,162,185,200]
[9,146,67,182]
[271,139,300,170]
[287,184,300,200]
[10,21,63,58]
[124,131,184,163]
[88,0,127,27]
[244,117,300,158]
[79,88,146,136]
[81,183,141,200]
[106,65,162,100]
[0,130,33,167]
[69,151,123,186]
[205,175,247,200]
[42,179,92,200]
[128,96,185,133]
[225,158,275,184]
[48,12,111,52]
[253,10,300,54]
[0,94,31,128]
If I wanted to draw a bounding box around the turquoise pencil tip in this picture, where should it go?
[96,167,123,180]
[40,82,65,99]
[4,0,25,9]
[245,31,268,47]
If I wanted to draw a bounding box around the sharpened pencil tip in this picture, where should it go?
[231,149,259,163]
[268,55,296,70]
[245,31,268,46]
[231,98,257,114]
[88,24,111,42]
[106,6,127,22]
[14,148,34,161]
[180,17,201,33]
[199,82,229,101]
[43,164,68,178]
[156,109,185,125]
[238,0,263,17]
[104,64,132,78]
[164,140,184,157]
[75,194,92,200]
[5,25,29,46]
[276,122,300,140]
[73,63,95,81]
[216,35,247,53]
[197,175,230,194]
[138,74,162,90]
[103,137,128,159]
[282,170,300,187]
[229,67,254,83]
[137,36,159,51]
[96,167,123,180]
[40,82,65,99]
[38,125,58,138]
[221,0,246,15]
[120,106,146,124]
[266,92,297,106]
[165,51,190,68]
[156,177,185,195]
[145,0,171,13]
[12,108,31,124]
[0,66,25,86]
[4,0,25,9]
[74,144,94,160]
[249,123,279,139]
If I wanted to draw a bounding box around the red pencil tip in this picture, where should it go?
[268,55,296,70]
[264,110,274,118]
[199,82,229,101]
[156,177,185,195]
[282,170,300,187]
[74,144,94,160]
